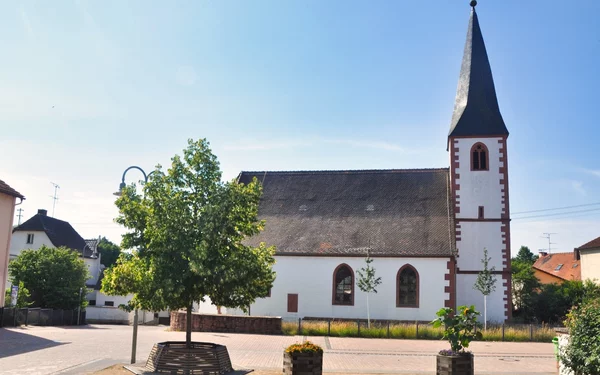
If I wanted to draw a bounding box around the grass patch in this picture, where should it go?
[282,320,555,343]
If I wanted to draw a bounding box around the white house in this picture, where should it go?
[575,236,600,283]
[234,4,512,323]
[0,179,24,307]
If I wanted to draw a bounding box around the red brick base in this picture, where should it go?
[170,311,282,335]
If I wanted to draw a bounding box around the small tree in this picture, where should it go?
[98,236,121,269]
[356,253,382,328]
[102,139,276,348]
[560,298,600,374]
[473,248,497,330]
[4,282,32,308]
[9,246,89,309]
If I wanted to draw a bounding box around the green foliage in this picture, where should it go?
[515,246,538,265]
[431,305,483,353]
[102,139,276,343]
[473,248,497,296]
[8,246,89,309]
[98,236,121,269]
[357,255,382,294]
[285,341,323,354]
[560,298,600,374]
[532,280,600,323]
[511,257,541,320]
[4,282,32,308]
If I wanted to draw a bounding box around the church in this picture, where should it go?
[236,2,512,323]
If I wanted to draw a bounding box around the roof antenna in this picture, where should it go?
[470,0,477,8]
[50,182,60,217]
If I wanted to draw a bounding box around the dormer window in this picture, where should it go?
[471,143,489,171]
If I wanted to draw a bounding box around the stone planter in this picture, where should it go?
[436,353,474,375]
[283,351,323,375]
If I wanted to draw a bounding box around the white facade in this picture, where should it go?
[580,248,600,283]
[451,137,510,322]
[241,255,450,321]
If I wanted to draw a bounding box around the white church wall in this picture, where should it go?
[456,273,507,322]
[456,222,504,270]
[242,255,450,321]
[453,137,504,220]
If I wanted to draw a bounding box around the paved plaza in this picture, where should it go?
[0,325,557,375]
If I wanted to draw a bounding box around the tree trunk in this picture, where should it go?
[186,303,193,348]
[484,294,487,331]
[367,292,371,329]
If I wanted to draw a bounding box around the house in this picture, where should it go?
[532,252,580,284]
[234,3,512,323]
[575,236,600,283]
[10,209,103,290]
[0,179,24,307]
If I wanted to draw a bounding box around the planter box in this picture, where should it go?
[283,351,323,375]
[436,354,474,375]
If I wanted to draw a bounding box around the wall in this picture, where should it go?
[170,311,282,334]
[92,290,132,308]
[581,249,600,283]
[84,257,103,286]
[86,306,130,324]
[0,193,16,306]
[235,256,449,321]
[9,231,53,257]
[450,136,511,321]
[533,269,564,285]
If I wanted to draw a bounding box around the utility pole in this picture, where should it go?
[16,208,24,225]
[50,182,60,217]
[541,233,557,254]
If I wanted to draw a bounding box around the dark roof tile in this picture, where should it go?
[577,236,600,251]
[0,179,24,199]
[239,169,454,257]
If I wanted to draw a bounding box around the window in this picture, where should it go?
[471,143,489,171]
[397,265,419,308]
[88,300,96,306]
[332,264,354,305]
[555,264,563,271]
[478,206,484,219]
[26,234,34,244]
[287,294,298,313]
[573,263,579,268]
[104,301,114,307]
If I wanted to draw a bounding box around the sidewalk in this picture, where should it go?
[0,325,557,374]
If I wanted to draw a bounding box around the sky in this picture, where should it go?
[1,0,599,257]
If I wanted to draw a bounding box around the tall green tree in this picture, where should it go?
[356,253,382,329]
[98,236,121,269]
[102,139,276,347]
[515,246,538,265]
[8,246,89,309]
[473,248,497,330]
[511,259,540,321]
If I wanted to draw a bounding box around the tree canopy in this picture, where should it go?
[515,246,538,265]
[8,246,89,309]
[98,236,121,269]
[101,139,276,344]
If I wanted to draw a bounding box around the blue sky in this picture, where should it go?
[1,0,599,255]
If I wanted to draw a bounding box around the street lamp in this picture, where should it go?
[113,165,154,364]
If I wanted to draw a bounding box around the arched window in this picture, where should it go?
[471,142,489,171]
[397,265,419,308]
[332,264,354,306]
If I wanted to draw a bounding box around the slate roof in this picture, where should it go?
[14,212,94,258]
[238,169,454,257]
[448,5,509,140]
[576,236,600,251]
[533,252,581,281]
[0,179,24,199]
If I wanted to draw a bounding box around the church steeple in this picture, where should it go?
[448,1,508,139]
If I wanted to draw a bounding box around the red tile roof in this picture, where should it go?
[577,236,600,251]
[0,179,24,199]
[533,252,581,281]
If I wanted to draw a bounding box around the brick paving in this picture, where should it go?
[0,325,557,374]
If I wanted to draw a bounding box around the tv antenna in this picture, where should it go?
[541,233,557,254]
[50,182,60,217]
[16,208,24,225]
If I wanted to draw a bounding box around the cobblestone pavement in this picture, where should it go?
[0,325,557,375]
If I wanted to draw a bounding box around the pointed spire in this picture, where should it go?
[448,3,508,139]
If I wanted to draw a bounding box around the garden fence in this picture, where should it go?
[0,307,86,328]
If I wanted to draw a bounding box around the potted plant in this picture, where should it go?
[431,305,483,375]
[283,341,324,375]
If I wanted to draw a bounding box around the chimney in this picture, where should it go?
[539,251,548,257]
[37,209,48,216]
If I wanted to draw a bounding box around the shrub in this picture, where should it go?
[560,298,600,374]
[286,341,323,354]
[431,305,483,355]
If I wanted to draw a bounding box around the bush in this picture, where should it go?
[560,298,600,374]
[431,305,482,355]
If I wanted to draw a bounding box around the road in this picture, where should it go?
[0,325,557,374]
